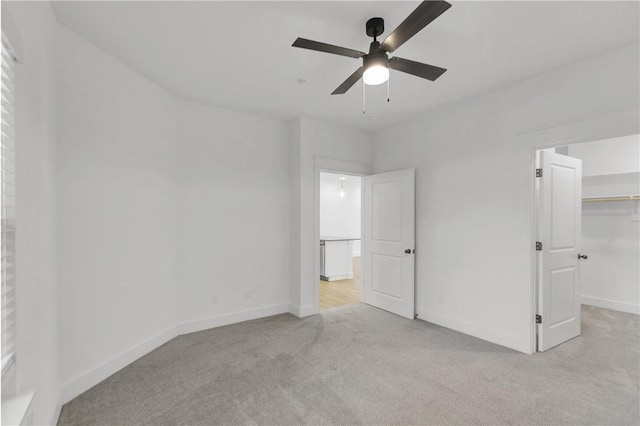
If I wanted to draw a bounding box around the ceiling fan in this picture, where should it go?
[292,0,451,95]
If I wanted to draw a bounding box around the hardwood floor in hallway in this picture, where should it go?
[320,257,361,309]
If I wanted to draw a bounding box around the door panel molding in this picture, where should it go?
[364,168,415,319]
[538,151,582,351]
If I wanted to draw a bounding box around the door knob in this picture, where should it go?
[405,249,413,254]
[578,254,588,260]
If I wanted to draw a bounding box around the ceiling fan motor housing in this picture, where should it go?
[365,19,388,69]
[363,51,388,70]
[364,40,389,69]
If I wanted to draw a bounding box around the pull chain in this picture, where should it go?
[362,79,366,114]
[387,64,390,103]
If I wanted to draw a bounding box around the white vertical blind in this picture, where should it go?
[1,32,17,372]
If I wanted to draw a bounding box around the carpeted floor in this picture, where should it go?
[58,305,639,425]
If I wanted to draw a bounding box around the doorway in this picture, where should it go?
[319,172,363,309]
[315,167,416,318]
[535,134,639,351]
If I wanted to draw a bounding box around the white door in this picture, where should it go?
[538,151,583,351]
[363,169,415,319]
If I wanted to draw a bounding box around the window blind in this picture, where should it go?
[1,32,17,372]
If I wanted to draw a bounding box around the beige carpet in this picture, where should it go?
[58,305,639,425]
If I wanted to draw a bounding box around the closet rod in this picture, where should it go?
[582,195,640,202]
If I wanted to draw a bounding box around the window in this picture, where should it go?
[1,32,17,376]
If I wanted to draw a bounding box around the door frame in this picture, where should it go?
[522,107,639,353]
[314,158,371,314]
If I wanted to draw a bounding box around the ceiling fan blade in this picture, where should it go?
[292,38,366,58]
[381,1,451,53]
[331,67,365,95]
[389,56,446,81]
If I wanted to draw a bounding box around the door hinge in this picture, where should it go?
[536,168,543,177]
[536,314,542,324]
[536,242,542,251]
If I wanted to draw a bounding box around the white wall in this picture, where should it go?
[54,22,178,401]
[290,118,373,316]
[373,43,640,353]
[319,172,361,256]
[581,199,639,314]
[566,136,640,314]
[176,100,291,331]
[3,1,59,423]
[569,134,640,177]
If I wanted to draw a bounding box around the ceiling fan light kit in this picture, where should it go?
[362,65,388,86]
[362,63,388,86]
[292,0,451,103]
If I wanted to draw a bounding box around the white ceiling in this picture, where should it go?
[52,1,639,131]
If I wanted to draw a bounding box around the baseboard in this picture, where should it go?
[59,325,178,404]
[289,304,315,318]
[289,304,301,316]
[177,304,290,335]
[582,296,640,315]
[417,308,532,354]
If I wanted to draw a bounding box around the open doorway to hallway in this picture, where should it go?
[319,172,362,309]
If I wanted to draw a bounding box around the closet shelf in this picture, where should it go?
[582,195,640,202]
[582,171,640,179]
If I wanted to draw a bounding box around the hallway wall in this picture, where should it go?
[319,172,362,256]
